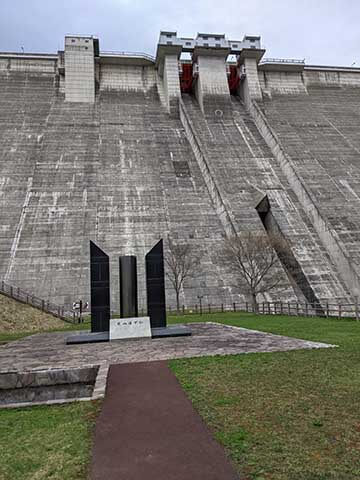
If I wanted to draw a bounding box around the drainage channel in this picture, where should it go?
[0,364,109,408]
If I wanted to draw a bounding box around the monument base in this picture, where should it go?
[66,331,109,345]
[66,323,192,344]
[110,317,151,340]
[151,325,192,338]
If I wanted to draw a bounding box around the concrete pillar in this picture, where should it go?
[237,50,264,109]
[193,48,230,114]
[65,35,98,103]
[156,42,182,116]
[163,54,181,116]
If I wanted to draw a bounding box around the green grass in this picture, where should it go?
[0,292,92,344]
[169,313,360,480]
[2,311,359,478]
[0,401,101,480]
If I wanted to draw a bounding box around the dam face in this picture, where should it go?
[1,32,359,311]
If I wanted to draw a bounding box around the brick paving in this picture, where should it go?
[0,322,334,374]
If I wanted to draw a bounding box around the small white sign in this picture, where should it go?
[110,317,151,341]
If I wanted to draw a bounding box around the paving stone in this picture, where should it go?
[0,323,335,375]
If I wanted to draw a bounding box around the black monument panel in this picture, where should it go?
[145,239,166,328]
[119,256,138,318]
[90,241,110,333]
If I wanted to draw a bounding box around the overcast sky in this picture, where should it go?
[0,0,359,66]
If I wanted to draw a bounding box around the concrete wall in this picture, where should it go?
[162,55,181,115]
[250,90,360,299]
[180,94,300,303]
[65,36,95,103]
[0,57,56,73]
[0,68,234,310]
[257,68,360,97]
[258,70,307,96]
[100,64,156,92]
[0,48,359,308]
[194,55,230,114]
[304,69,360,88]
[239,57,262,107]
[180,93,350,305]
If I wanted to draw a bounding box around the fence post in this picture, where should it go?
[246,302,248,312]
[195,304,198,314]
[221,303,224,313]
[10,286,13,297]
[1,280,4,291]
[17,287,20,297]
[296,303,299,316]
[26,294,29,304]
[208,304,211,314]
[262,302,264,314]
[338,304,341,320]
[233,302,236,312]
[280,302,283,315]
[288,302,291,315]
[41,299,45,311]
[274,302,277,315]
[267,302,270,314]
[326,302,329,318]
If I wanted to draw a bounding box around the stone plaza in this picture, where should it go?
[0,322,335,407]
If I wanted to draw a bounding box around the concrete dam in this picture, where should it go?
[1,31,359,311]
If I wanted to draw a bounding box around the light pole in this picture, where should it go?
[197,295,204,315]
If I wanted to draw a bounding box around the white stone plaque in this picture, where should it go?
[110,317,151,341]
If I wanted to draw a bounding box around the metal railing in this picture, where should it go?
[100,51,155,62]
[162,301,359,320]
[260,57,305,65]
[0,280,75,323]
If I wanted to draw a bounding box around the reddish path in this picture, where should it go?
[91,361,239,480]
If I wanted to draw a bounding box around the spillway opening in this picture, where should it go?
[256,196,324,315]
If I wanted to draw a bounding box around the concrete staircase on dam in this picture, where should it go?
[180,93,350,305]
[258,86,360,300]
[0,71,235,310]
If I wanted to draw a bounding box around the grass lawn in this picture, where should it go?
[1,312,359,479]
[0,401,100,480]
[170,313,360,480]
[0,292,92,344]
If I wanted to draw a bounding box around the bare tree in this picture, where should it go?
[222,231,288,312]
[165,239,201,313]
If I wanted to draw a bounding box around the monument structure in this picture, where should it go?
[0,31,359,313]
[67,240,190,344]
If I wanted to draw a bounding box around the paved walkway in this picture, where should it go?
[0,322,334,374]
[91,361,239,480]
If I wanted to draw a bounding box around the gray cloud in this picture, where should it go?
[0,0,359,66]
